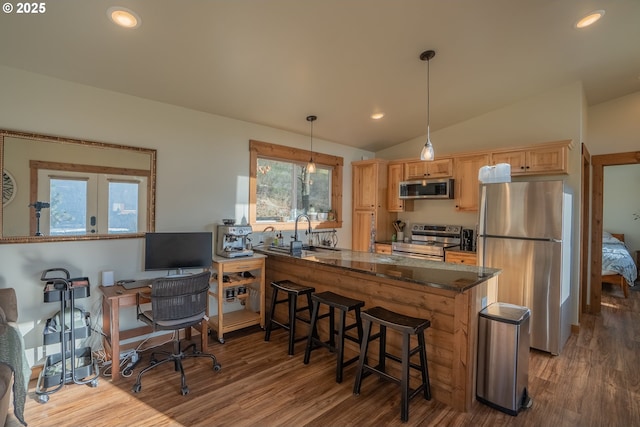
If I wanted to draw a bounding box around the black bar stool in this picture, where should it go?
[353,306,432,423]
[303,291,365,383]
[264,280,315,355]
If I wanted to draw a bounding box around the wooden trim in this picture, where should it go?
[589,151,640,314]
[248,140,343,231]
[580,143,591,318]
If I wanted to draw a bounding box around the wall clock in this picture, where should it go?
[3,169,16,207]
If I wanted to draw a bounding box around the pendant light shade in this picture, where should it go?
[306,115,317,173]
[419,50,436,161]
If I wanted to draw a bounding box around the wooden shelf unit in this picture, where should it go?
[208,255,266,343]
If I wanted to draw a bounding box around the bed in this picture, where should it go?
[602,231,638,298]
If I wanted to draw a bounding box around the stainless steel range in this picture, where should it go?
[392,224,462,261]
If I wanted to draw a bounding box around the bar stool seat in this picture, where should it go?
[353,306,432,423]
[264,280,315,355]
[303,291,365,383]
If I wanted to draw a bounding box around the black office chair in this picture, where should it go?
[132,271,221,395]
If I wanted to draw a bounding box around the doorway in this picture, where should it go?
[588,150,640,314]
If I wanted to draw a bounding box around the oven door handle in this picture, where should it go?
[392,251,443,262]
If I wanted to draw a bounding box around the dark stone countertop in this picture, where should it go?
[254,246,500,293]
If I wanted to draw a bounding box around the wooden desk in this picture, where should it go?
[100,285,208,380]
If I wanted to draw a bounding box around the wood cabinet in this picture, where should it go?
[404,158,453,179]
[352,159,395,252]
[387,162,413,212]
[445,250,477,265]
[454,153,489,212]
[375,243,392,254]
[208,255,265,343]
[491,141,570,175]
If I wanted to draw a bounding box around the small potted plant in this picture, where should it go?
[307,205,318,221]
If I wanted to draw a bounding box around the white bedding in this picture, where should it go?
[602,233,637,286]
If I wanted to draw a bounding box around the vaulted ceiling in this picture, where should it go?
[1,0,638,151]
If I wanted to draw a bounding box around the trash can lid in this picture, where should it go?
[479,302,530,324]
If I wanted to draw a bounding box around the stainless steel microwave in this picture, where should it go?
[399,178,454,199]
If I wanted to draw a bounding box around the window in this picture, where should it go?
[249,140,343,230]
[31,161,148,236]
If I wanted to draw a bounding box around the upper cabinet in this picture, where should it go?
[490,140,571,176]
[387,162,413,212]
[352,159,395,251]
[454,153,490,212]
[404,158,453,180]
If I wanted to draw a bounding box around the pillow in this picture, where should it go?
[602,231,621,244]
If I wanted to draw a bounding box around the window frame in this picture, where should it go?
[30,160,150,236]
[249,140,343,231]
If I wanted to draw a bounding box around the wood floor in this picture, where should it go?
[8,285,640,427]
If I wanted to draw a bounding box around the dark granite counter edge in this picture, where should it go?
[254,247,500,293]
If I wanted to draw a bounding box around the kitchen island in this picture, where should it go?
[254,246,500,412]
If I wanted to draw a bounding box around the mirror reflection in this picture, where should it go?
[1,129,156,243]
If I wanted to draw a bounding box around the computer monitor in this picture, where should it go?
[144,232,213,275]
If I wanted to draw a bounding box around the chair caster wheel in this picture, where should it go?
[213,363,222,372]
[132,383,142,393]
[181,387,189,395]
[37,394,49,404]
[90,379,99,387]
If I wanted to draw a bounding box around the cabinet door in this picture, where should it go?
[445,251,477,265]
[404,158,452,179]
[387,163,412,212]
[353,162,378,209]
[526,145,566,173]
[375,243,392,254]
[353,210,375,252]
[427,158,454,178]
[491,150,527,175]
[454,153,489,212]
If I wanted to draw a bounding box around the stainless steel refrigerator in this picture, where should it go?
[477,180,572,355]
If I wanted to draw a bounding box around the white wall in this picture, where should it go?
[603,164,640,255]
[588,91,640,156]
[0,66,372,366]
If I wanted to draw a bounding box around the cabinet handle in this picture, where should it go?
[520,166,525,170]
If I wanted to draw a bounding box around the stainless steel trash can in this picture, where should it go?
[477,302,532,416]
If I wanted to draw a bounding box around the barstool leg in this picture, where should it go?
[378,325,387,373]
[353,318,372,395]
[264,288,279,342]
[303,299,320,365]
[418,331,432,400]
[336,308,346,383]
[288,292,297,355]
[401,332,410,422]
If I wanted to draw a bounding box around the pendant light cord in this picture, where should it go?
[426,56,430,140]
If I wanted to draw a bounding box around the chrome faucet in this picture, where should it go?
[293,214,312,243]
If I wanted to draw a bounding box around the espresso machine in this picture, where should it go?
[216,225,254,258]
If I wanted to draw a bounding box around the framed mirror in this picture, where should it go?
[0,129,156,243]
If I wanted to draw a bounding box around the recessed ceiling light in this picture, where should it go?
[575,10,605,29]
[108,7,141,29]
[371,113,385,120]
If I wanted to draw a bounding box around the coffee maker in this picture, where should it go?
[461,228,475,251]
[216,225,254,258]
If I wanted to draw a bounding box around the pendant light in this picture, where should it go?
[420,50,435,161]
[306,115,317,173]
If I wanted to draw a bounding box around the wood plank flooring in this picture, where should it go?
[8,284,640,427]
